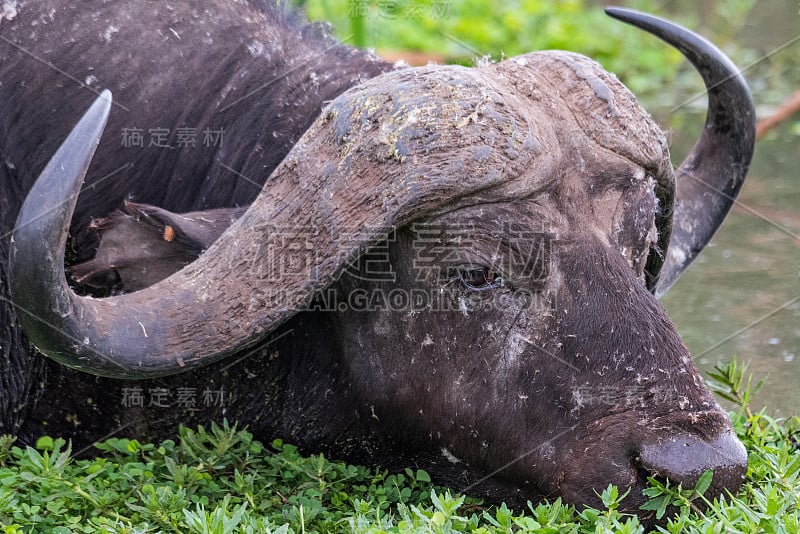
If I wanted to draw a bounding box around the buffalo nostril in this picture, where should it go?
[638,430,747,495]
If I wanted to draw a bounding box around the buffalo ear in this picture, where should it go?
[70,203,246,292]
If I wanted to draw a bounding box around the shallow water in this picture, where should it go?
[661,120,800,416]
[643,0,800,417]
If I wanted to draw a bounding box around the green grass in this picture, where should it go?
[1,359,798,533]
[301,0,688,100]
[298,0,800,135]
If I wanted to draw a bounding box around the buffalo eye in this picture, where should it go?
[457,267,504,291]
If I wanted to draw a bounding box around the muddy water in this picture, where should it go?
[645,0,800,416]
[660,118,799,416]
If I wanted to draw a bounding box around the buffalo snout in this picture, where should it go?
[556,409,747,515]
[637,428,747,498]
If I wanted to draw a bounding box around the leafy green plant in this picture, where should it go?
[302,0,685,97]
[298,0,800,137]
[0,435,16,467]
[1,360,798,532]
[640,470,714,520]
[707,357,765,419]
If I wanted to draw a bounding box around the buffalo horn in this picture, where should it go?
[10,62,542,377]
[605,8,756,297]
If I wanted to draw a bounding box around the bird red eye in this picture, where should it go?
[163,225,175,242]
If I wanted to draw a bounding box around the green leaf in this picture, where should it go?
[495,502,513,527]
[693,469,713,497]
[640,494,670,519]
[25,447,44,470]
[35,436,54,451]
[415,469,431,483]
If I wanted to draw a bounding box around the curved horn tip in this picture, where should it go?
[20,90,112,209]
[9,90,113,370]
[603,6,747,85]
[12,89,113,254]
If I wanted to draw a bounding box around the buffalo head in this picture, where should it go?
[9,9,754,514]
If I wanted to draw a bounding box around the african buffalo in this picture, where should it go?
[1,0,755,514]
